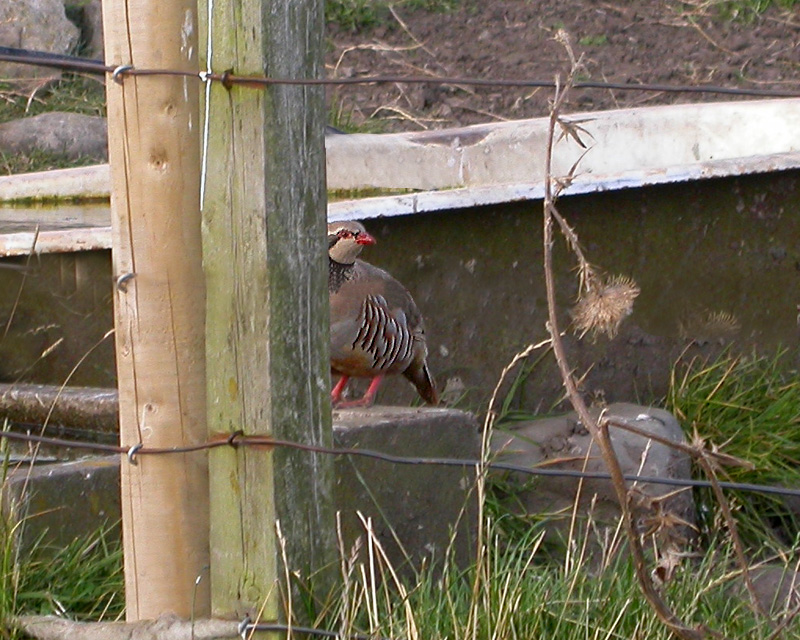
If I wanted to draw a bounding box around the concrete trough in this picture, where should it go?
[0,98,798,255]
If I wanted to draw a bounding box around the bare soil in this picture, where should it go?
[325,0,800,132]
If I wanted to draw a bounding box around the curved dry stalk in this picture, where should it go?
[607,417,771,620]
[541,38,713,640]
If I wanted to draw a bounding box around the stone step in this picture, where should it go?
[3,406,480,572]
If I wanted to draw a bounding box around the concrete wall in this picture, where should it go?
[0,169,798,414]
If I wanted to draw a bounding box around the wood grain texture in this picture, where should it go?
[103,0,209,620]
[199,0,335,620]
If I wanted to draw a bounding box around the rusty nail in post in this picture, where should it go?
[220,69,234,90]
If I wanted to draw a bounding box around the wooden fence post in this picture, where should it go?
[102,0,209,620]
[199,0,336,622]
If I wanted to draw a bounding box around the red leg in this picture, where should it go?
[334,375,384,409]
[331,375,349,406]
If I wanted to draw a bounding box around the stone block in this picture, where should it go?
[491,402,695,553]
[333,406,480,572]
[0,0,80,86]
[3,456,120,553]
[0,113,108,162]
[2,407,480,573]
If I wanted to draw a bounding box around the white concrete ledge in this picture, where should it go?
[0,98,798,253]
[328,150,800,222]
[325,98,800,192]
[0,164,110,202]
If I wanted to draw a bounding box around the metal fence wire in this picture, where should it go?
[1,46,799,97]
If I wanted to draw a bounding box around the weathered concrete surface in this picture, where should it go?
[0,250,114,388]
[0,382,118,434]
[334,406,479,571]
[3,456,120,552]
[362,169,800,409]
[325,99,800,195]
[3,407,480,571]
[491,403,695,552]
[0,170,799,412]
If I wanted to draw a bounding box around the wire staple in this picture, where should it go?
[112,64,134,84]
[127,442,144,465]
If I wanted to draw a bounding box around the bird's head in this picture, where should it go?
[327,221,376,264]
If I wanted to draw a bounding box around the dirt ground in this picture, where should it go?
[325,0,800,132]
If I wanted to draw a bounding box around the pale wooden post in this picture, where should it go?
[103,0,209,620]
[199,0,335,622]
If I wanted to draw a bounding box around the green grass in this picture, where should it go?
[694,0,800,21]
[0,75,105,125]
[0,148,101,176]
[310,518,793,639]
[578,34,609,47]
[0,525,122,637]
[3,516,795,638]
[15,526,123,622]
[666,348,800,552]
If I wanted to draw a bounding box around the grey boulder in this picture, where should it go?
[0,0,80,85]
[0,112,108,162]
[491,402,695,555]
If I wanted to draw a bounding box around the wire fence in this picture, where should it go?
[1,45,797,503]
[4,41,800,639]
[4,425,800,499]
[1,46,799,98]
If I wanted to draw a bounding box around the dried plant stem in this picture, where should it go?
[693,454,769,618]
[606,417,769,618]
[541,67,711,639]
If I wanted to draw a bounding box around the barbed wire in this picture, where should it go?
[1,46,799,98]
[4,427,800,499]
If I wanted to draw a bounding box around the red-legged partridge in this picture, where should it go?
[328,220,439,408]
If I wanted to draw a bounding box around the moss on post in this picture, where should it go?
[200,0,335,622]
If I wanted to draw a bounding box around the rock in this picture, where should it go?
[0,0,80,86]
[64,0,104,61]
[738,565,800,615]
[491,402,695,556]
[0,112,108,161]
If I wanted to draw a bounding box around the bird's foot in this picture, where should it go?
[332,375,383,409]
[332,396,376,409]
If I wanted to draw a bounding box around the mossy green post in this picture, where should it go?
[199,0,335,625]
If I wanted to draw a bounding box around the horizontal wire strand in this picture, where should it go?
[3,428,800,499]
[0,46,798,98]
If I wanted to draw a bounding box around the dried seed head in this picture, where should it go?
[678,309,740,343]
[572,274,640,340]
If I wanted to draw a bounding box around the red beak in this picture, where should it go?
[356,232,376,246]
